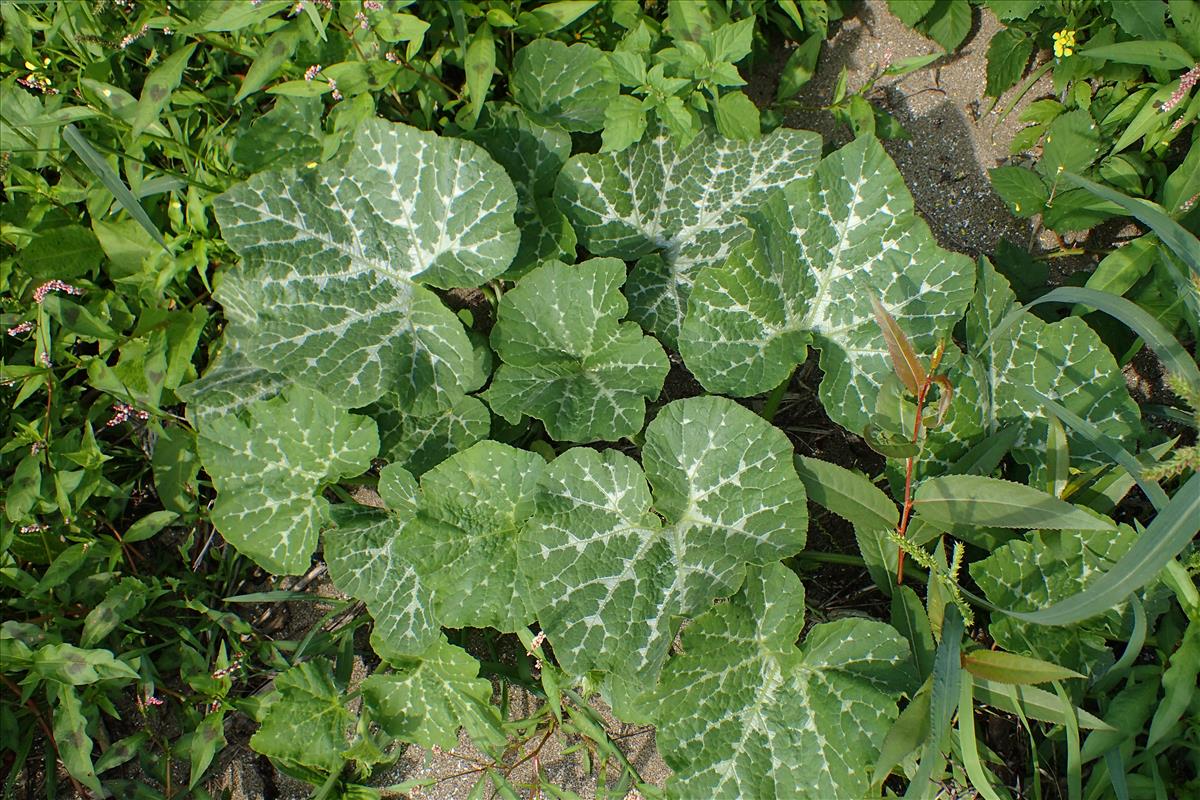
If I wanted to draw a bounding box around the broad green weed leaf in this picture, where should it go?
[131,43,197,141]
[327,443,543,656]
[556,125,821,345]
[521,396,807,688]
[971,527,1159,679]
[213,119,518,409]
[655,563,912,799]
[794,455,898,533]
[51,685,102,795]
[954,258,1140,478]
[252,660,352,774]
[363,636,505,751]
[914,475,1114,531]
[486,259,669,442]
[961,649,1085,685]
[681,136,973,433]
[511,39,617,132]
[197,388,378,575]
[463,104,577,277]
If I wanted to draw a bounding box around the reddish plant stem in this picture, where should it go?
[896,376,934,585]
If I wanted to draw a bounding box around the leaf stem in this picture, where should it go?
[896,376,933,585]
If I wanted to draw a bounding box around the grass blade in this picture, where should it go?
[957,676,1005,800]
[1062,172,1199,276]
[1023,286,1200,388]
[62,124,166,250]
[1054,680,1082,800]
[1007,471,1199,626]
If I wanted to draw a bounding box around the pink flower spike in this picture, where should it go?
[1162,65,1200,115]
[364,0,383,9]
[33,280,84,304]
[304,64,322,82]
[7,321,35,336]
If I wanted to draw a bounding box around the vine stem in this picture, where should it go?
[895,374,934,585]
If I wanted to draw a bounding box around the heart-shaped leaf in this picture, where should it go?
[680,135,975,434]
[197,387,378,575]
[521,396,807,687]
[486,258,669,442]
[555,125,821,345]
[213,118,518,410]
[654,563,913,799]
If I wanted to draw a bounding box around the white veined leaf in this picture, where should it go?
[654,563,913,799]
[213,118,519,410]
[520,396,808,689]
[177,334,289,428]
[510,39,618,133]
[196,387,378,575]
[952,257,1141,478]
[555,124,821,346]
[679,134,975,434]
[325,442,544,657]
[485,258,669,442]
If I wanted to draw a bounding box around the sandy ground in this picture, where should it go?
[208,3,1063,798]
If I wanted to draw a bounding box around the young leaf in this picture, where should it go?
[196,387,379,575]
[680,136,974,434]
[654,563,913,799]
[362,636,505,751]
[1146,619,1200,747]
[213,119,519,409]
[961,650,1085,684]
[989,165,1048,216]
[463,22,495,126]
[486,258,669,442]
[871,294,927,395]
[914,475,1114,531]
[713,91,760,140]
[511,40,618,132]
[555,123,820,345]
[251,661,352,774]
[521,396,808,688]
[1038,110,1101,178]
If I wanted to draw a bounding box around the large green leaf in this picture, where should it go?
[177,337,288,428]
[486,258,669,442]
[196,388,378,575]
[251,661,353,774]
[463,104,577,277]
[953,258,1141,477]
[362,635,505,751]
[681,135,974,433]
[555,125,821,345]
[971,527,1160,679]
[654,563,912,799]
[521,396,808,688]
[325,442,543,656]
[510,39,618,133]
[213,118,519,410]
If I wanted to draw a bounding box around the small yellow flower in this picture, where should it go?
[1053,29,1076,58]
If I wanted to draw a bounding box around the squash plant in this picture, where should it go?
[175,77,1200,795]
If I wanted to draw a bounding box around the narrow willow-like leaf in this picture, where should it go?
[794,455,898,532]
[655,563,912,799]
[1147,619,1199,747]
[213,118,518,409]
[196,388,378,575]
[973,678,1112,730]
[915,475,1113,530]
[905,605,963,800]
[522,396,807,689]
[961,650,1085,684]
[486,258,668,442]
[1006,472,1200,626]
[555,124,821,345]
[957,678,1006,800]
[871,294,926,394]
[681,135,974,433]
